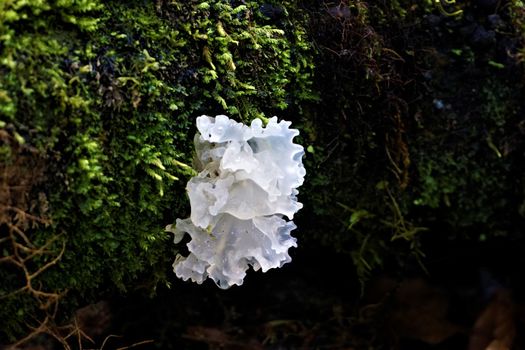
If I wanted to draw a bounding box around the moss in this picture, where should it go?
[0,0,315,342]
[2,0,525,345]
[297,0,427,280]
[298,0,525,280]
[410,74,523,236]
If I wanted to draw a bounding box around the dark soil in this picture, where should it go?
[72,237,525,350]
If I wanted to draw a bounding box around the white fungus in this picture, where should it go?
[170,115,305,289]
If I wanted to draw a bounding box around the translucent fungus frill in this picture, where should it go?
[170,115,305,289]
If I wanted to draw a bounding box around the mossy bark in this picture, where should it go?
[1,0,525,345]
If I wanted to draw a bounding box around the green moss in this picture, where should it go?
[411,76,521,236]
[0,0,315,341]
[2,0,525,344]
[298,0,525,281]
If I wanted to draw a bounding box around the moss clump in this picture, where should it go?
[2,0,525,346]
[298,1,429,281]
[0,0,315,342]
[297,0,525,280]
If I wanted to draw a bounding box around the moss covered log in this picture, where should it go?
[1,0,525,346]
[299,0,525,280]
[0,0,314,341]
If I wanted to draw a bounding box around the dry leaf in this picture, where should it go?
[388,278,463,344]
[468,289,515,350]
